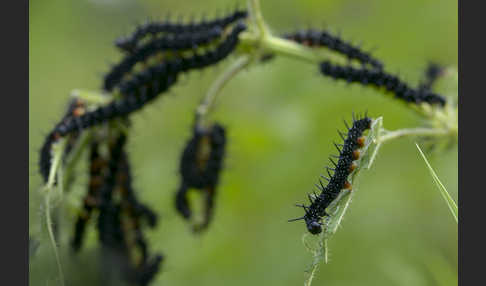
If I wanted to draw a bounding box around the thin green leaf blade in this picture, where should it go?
[415,143,458,223]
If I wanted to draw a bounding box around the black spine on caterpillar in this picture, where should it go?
[319,61,446,106]
[175,123,226,230]
[104,26,224,92]
[283,29,383,70]
[115,9,248,53]
[72,141,105,252]
[418,63,445,91]
[289,114,372,235]
[55,22,246,138]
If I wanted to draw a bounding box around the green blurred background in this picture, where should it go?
[29,0,457,285]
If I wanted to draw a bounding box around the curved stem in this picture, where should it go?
[239,32,346,65]
[377,127,449,144]
[196,55,251,126]
[46,139,67,191]
[62,131,92,191]
[45,195,65,286]
[43,139,67,286]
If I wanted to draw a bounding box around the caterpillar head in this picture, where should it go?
[305,219,322,235]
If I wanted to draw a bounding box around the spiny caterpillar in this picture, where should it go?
[104,26,224,92]
[117,21,246,95]
[319,61,446,106]
[283,29,383,70]
[37,21,246,172]
[95,133,162,286]
[47,22,246,139]
[289,114,372,235]
[71,141,106,252]
[175,122,226,232]
[115,9,248,53]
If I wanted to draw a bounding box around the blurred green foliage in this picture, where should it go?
[29,0,457,285]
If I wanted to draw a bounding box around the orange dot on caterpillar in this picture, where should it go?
[73,107,86,117]
[349,162,357,172]
[352,150,361,160]
[357,136,366,148]
[343,181,352,190]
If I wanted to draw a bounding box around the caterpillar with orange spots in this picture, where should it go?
[289,113,372,234]
[115,9,247,53]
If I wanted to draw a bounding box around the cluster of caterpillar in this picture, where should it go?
[115,9,248,53]
[319,61,446,106]
[175,122,227,232]
[37,10,249,285]
[283,29,383,70]
[76,133,162,286]
[104,26,224,91]
[39,15,247,184]
[47,22,246,139]
[276,28,447,106]
[289,114,372,235]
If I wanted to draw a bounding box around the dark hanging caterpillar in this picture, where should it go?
[289,114,372,235]
[72,140,158,253]
[283,29,383,70]
[97,134,127,246]
[116,150,158,262]
[71,141,106,252]
[115,9,248,53]
[95,133,162,286]
[175,122,227,232]
[319,61,446,106]
[104,26,224,92]
[48,22,246,140]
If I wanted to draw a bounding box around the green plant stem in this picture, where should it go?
[71,89,112,105]
[377,127,449,144]
[46,139,67,191]
[45,195,65,286]
[62,131,92,191]
[416,143,458,223]
[196,55,251,126]
[248,0,268,38]
[43,139,67,286]
[239,32,346,65]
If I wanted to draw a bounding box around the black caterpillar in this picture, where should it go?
[319,61,446,106]
[104,26,224,92]
[95,133,162,286]
[115,9,247,53]
[175,123,226,232]
[49,22,246,139]
[71,141,105,251]
[289,114,372,235]
[283,29,383,70]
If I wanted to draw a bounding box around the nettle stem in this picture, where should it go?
[196,55,251,126]
[62,131,93,190]
[377,127,450,144]
[43,138,67,286]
